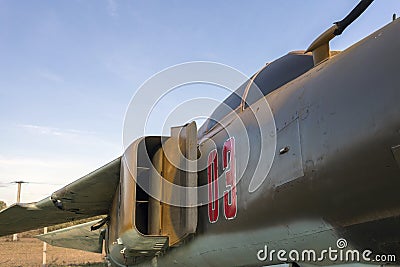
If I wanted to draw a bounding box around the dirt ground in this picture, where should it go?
[0,236,105,267]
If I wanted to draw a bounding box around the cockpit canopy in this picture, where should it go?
[199,51,314,135]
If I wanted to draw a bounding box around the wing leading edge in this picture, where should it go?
[0,157,121,236]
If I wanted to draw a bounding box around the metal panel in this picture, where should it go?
[115,138,169,258]
[37,219,105,253]
[270,118,304,186]
[161,122,198,246]
[113,122,198,262]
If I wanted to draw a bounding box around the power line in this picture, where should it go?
[0,181,62,187]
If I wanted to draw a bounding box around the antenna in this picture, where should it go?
[306,0,375,65]
[333,0,374,35]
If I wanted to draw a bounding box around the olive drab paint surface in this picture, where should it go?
[1,2,400,266]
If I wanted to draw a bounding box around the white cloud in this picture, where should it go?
[0,154,111,205]
[0,124,122,205]
[0,157,52,167]
[17,124,122,153]
[18,124,96,138]
[36,69,64,83]
[107,0,118,17]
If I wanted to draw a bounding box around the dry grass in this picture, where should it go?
[0,215,108,266]
[0,235,105,267]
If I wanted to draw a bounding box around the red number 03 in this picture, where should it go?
[207,137,237,223]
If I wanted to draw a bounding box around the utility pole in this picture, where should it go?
[12,181,26,241]
[42,227,47,267]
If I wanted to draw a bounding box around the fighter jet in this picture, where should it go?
[1,0,400,266]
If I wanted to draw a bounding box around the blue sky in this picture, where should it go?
[0,0,399,205]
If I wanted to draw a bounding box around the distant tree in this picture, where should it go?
[0,200,6,210]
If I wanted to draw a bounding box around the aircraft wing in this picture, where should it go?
[0,157,121,236]
[36,219,106,253]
